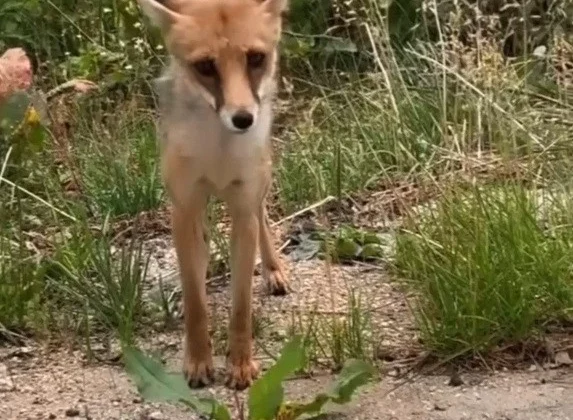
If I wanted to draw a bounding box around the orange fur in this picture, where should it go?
[138,0,289,390]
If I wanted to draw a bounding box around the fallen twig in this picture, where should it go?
[271,195,336,227]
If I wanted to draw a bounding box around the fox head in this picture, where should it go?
[138,0,287,133]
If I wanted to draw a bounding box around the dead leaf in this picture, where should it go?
[70,79,98,93]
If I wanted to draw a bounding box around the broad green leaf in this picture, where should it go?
[333,237,361,260]
[284,359,374,418]
[362,232,382,245]
[360,243,384,260]
[248,335,305,420]
[122,346,231,420]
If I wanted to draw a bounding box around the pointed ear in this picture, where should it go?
[262,0,289,16]
[137,0,180,31]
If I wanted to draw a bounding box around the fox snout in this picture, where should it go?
[229,108,255,131]
[220,105,258,132]
[185,50,265,134]
[215,50,265,134]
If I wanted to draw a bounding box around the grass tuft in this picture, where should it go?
[78,114,164,218]
[395,183,573,357]
[48,224,150,344]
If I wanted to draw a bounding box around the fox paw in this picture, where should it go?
[263,265,290,296]
[183,356,215,388]
[225,354,259,390]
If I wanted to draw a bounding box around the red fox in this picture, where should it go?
[137,0,290,390]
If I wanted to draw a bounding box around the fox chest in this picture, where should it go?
[157,94,273,195]
[159,125,271,199]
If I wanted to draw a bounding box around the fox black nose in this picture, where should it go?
[231,110,254,130]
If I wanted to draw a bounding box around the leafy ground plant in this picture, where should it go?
[123,335,374,420]
[289,226,393,263]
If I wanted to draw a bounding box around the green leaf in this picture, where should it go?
[333,237,361,260]
[362,232,382,245]
[248,335,306,420]
[122,346,231,420]
[24,123,46,152]
[0,91,30,133]
[359,243,384,260]
[285,359,374,418]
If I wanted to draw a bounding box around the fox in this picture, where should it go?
[136,0,290,390]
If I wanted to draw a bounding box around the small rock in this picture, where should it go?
[434,402,447,411]
[20,385,34,393]
[555,351,572,367]
[65,408,80,417]
[48,414,56,420]
[149,411,163,420]
[528,364,537,372]
[8,347,33,359]
[448,369,464,387]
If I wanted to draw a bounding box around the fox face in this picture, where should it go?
[138,0,287,133]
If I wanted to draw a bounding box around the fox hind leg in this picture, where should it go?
[258,203,289,295]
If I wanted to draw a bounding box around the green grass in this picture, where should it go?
[0,229,46,337]
[275,39,561,212]
[77,113,164,217]
[395,183,573,357]
[47,222,150,344]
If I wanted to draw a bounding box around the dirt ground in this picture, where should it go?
[2,235,573,420]
[3,345,573,420]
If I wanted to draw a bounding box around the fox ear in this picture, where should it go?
[262,0,289,16]
[137,0,180,31]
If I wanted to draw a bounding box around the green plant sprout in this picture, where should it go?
[123,335,374,420]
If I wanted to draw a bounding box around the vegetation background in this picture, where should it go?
[1,0,573,381]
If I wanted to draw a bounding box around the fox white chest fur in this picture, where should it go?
[154,64,275,192]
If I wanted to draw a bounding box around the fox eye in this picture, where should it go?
[246,51,266,69]
[193,58,217,77]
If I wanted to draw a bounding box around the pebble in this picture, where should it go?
[149,411,164,420]
[65,407,80,417]
[448,372,464,387]
[555,351,572,366]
